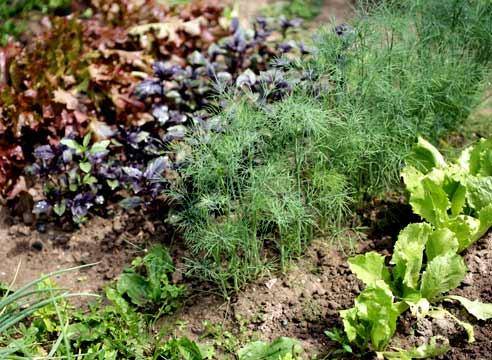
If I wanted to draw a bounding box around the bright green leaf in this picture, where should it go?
[406,137,446,174]
[420,253,466,301]
[60,139,83,154]
[425,228,459,261]
[238,337,302,360]
[377,336,449,360]
[445,215,480,252]
[391,223,432,293]
[341,281,399,351]
[79,161,92,173]
[348,252,391,287]
[446,295,492,321]
[466,176,492,212]
[116,272,150,307]
[83,133,91,148]
[90,140,110,154]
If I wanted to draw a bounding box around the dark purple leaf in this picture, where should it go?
[151,104,170,125]
[236,69,257,87]
[33,200,51,215]
[34,145,55,161]
[62,149,73,163]
[143,156,169,180]
[168,111,187,125]
[71,192,95,219]
[134,80,163,99]
[231,17,239,33]
[279,16,303,30]
[162,125,186,143]
[122,166,143,179]
[153,62,182,80]
[277,41,296,53]
[188,51,207,66]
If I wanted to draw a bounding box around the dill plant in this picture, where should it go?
[173,0,492,294]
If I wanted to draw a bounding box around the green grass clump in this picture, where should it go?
[171,0,492,294]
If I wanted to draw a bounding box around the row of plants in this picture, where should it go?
[166,0,492,294]
[0,246,302,359]
[337,137,492,358]
[1,0,309,226]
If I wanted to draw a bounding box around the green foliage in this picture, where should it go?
[403,137,492,251]
[171,95,351,294]
[446,295,492,321]
[238,337,303,360]
[158,336,211,360]
[340,281,400,351]
[341,137,492,355]
[377,336,449,360]
[171,0,492,294]
[116,245,185,312]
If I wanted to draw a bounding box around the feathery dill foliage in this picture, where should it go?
[170,95,351,295]
[171,0,492,294]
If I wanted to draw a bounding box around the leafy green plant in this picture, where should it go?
[341,138,492,357]
[116,245,185,312]
[238,337,303,360]
[0,265,96,358]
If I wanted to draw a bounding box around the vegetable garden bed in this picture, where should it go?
[1,0,492,359]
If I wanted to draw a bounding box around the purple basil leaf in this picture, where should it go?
[143,156,169,180]
[208,43,226,58]
[122,166,143,179]
[151,104,170,125]
[153,61,182,79]
[71,192,95,218]
[88,151,108,164]
[256,16,268,29]
[134,80,163,99]
[33,200,51,215]
[216,71,232,83]
[236,69,257,87]
[168,111,187,125]
[162,125,186,143]
[280,16,303,30]
[231,17,239,33]
[62,149,73,163]
[188,51,207,66]
[34,145,55,161]
[277,41,296,53]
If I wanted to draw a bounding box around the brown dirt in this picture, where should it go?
[0,208,160,304]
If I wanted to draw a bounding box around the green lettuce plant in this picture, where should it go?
[341,137,492,357]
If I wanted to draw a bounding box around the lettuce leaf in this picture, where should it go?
[402,168,449,226]
[420,253,466,301]
[405,137,447,174]
[391,223,432,294]
[377,336,449,360]
[425,228,459,261]
[446,295,492,321]
[341,281,399,351]
[348,252,391,287]
[465,176,492,212]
